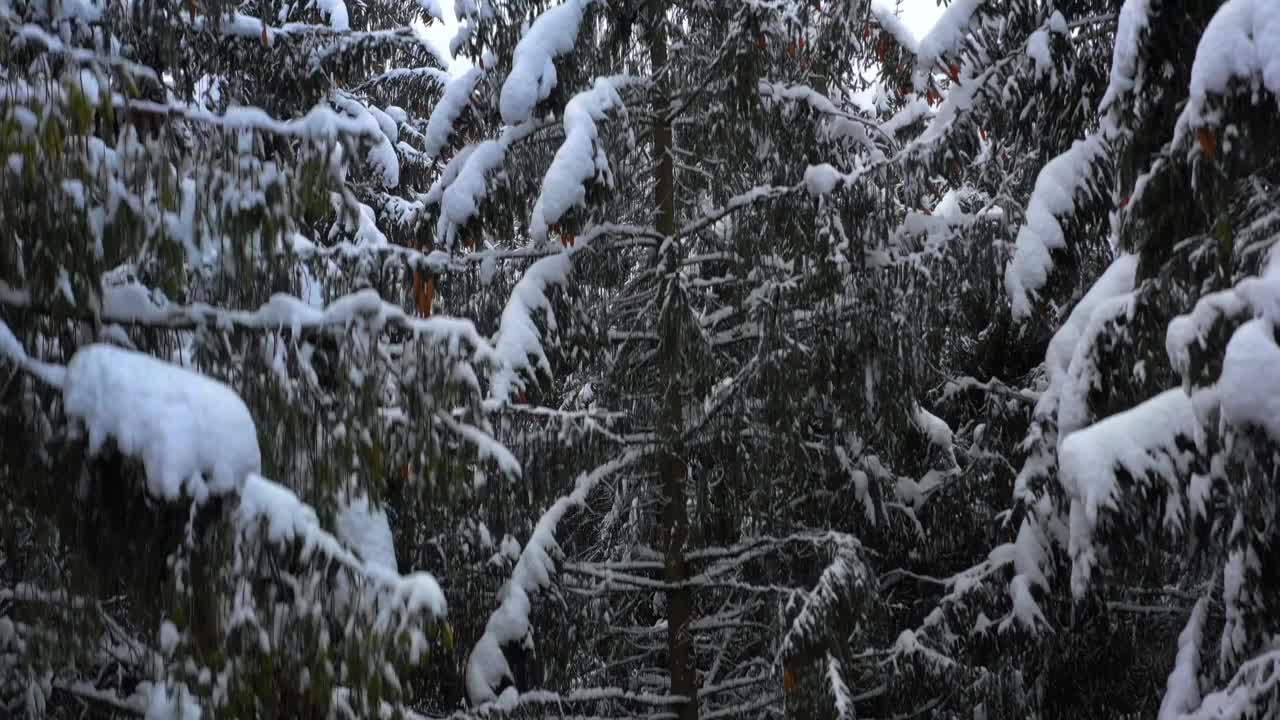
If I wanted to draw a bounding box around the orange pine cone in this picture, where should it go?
[757,33,767,50]
[948,63,960,82]
[1196,127,1217,160]
[260,24,269,47]
[788,42,796,58]
[413,272,434,316]
[783,670,797,691]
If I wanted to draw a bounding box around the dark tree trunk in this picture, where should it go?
[650,10,697,720]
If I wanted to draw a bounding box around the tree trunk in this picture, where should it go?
[650,11,698,720]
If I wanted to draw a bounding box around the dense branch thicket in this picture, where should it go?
[2,0,1279,717]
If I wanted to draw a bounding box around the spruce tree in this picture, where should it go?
[3,0,1280,718]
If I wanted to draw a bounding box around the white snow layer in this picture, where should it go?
[145,683,202,720]
[871,0,920,54]
[1218,318,1280,440]
[1167,243,1280,377]
[239,474,447,624]
[423,67,482,161]
[1176,647,1280,720]
[1005,135,1108,319]
[436,124,534,249]
[63,344,262,502]
[0,318,67,387]
[1059,389,1202,598]
[1185,0,1280,129]
[805,164,841,196]
[336,493,398,571]
[314,0,349,31]
[913,0,982,92]
[1035,254,1138,427]
[1158,599,1206,720]
[1100,0,1153,117]
[332,94,399,188]
[1054,291,1137,442]
[489,250,573,401]
[528,76,625,243]
[498,0,597,126]
[465,455,632,705]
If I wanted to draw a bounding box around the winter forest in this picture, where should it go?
[2,0,1280,716]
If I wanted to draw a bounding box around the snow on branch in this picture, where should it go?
[436,123,538,250]
[110,97,390,143]
[2,321,447,646]
[777,533,874,667]
[1054,291,1137,441]
[913,0,983,92]
[312,0,350,30]
[498,0,599,126]
[1059,388,1204,598]
[1,324,263,503]
[1167,244,1280,383]
[758,81,886,160]
[871,0,919,55]
[84,286,498,363]
[678,184,800,237]
[1181,649,1280,720]
[1012,254,1137,509]
[825,652,854,720]
[238,474,447,626]
[423,67,483,161]
[0,319,67,388]
[62,344,264,503]
[489,251,573,402]
[1099,0,1154,121]
[1159,598,1206,720]
[528,76,632,244]
[481,224,660,405]
[465,452,641,706]
[1005,134,1110,319]
[332,93,400,187]
[1184,0,1280,131]
[1218,319,1280,440]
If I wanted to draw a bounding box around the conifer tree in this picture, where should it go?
[3,0,1280,718]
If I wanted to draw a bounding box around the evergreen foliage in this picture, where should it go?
[1,0,1279,717]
